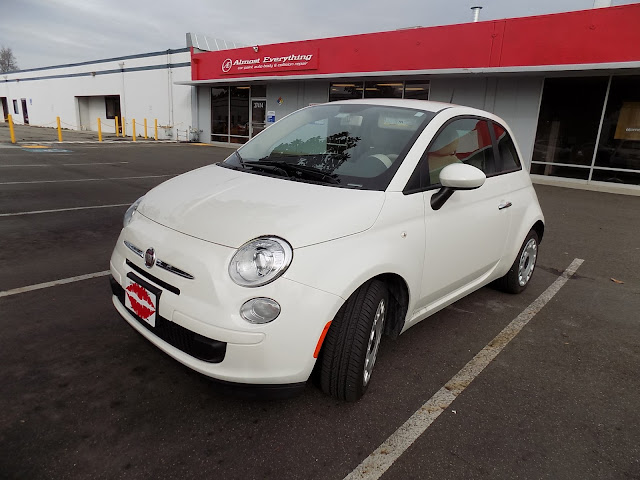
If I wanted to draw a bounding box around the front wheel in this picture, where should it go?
[496,230,539,294]
[319,280,388,401]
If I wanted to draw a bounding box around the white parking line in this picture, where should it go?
[344,258,585,480]
[0,203,130,217]
[0,174,173,185]
[0,162,130,167]
[0,271,111,298]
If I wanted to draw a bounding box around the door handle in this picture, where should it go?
[498,202,512,210]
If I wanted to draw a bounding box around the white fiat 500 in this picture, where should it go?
[110,99,544,401]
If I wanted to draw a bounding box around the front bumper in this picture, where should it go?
[110,275,227,363]
[110,212,345,385]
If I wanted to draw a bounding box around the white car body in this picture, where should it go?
[110,99,544,397]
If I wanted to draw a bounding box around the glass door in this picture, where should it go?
[230,86,250,144]
[0,97,8,121]
[251,99,266,137]
[21,98,29,124]
[210,86,264,143]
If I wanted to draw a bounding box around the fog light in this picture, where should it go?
[240,298,281,324]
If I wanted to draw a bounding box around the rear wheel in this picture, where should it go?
[319,280,388,401]
[496,230,539,294]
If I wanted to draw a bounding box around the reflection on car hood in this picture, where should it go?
[138,164,386,248]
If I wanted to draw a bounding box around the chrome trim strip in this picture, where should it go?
[156,260,195,280]
[123,241,195,280]
[124,240,144,258]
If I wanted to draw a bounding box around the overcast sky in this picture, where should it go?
[1,0,637,70]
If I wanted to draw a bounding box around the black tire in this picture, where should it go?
[318,279,388,402]
[496,230,539,294]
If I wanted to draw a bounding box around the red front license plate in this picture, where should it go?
[125,279,158,327]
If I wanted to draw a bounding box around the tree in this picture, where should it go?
[0,46,19,73]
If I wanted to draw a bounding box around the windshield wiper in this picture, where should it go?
[243,159,290,178]
[235,150,246,169]
[223,152,290,178]
[252,159,341,185]
[220,150,247,170]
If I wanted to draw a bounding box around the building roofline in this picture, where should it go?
[2,48,189,76]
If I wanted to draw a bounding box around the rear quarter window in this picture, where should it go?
[492,123,522,173]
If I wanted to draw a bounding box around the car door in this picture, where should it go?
[407,117,513,321]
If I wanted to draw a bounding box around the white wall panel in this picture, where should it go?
[266,82,302,122]
[430,77,489,110]
[263,80,329,127]
[196,86,211,142]
[171,67,194,141]
[0,50,192,140]
[492,77,544,168]
[301,81,329,106]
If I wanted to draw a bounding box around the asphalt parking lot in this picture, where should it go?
[1,141,639,480]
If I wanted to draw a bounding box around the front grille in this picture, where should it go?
[124,240,195,280]
[110,276,226,363]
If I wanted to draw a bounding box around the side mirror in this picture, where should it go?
[431,164,486,210]
[440,163,486,189]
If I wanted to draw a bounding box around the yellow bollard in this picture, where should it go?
[122,117,126,137]
[115,116,120,137]
[144,118,148,139]
[8,114,16,144]
[132,119,136,142]
[97,118,102,142]
[57,116,63,142]
[154,119,158,141]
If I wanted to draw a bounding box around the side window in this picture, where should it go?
[492,123,522,172]
[426,118,495,186]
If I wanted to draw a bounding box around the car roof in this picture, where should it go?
[324,98,506,123]
[328,98,451,113]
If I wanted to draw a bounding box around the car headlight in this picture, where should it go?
[123,196,144,228]
[229,237,293,287]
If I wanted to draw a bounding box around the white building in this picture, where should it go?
[1,48,192,140]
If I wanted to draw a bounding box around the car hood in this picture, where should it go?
[138,164,385,248]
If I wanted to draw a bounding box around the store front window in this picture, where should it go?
[364,81,403,99]
[329,80,429,102]
[211,86,258,144]
[211,87,229,143]
[329,83,362,102]
[530,77,608,180]
[593,75,640,185]
[403,81,430,100]
[531,75,640,186]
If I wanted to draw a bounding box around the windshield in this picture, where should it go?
[221,103,436,190]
